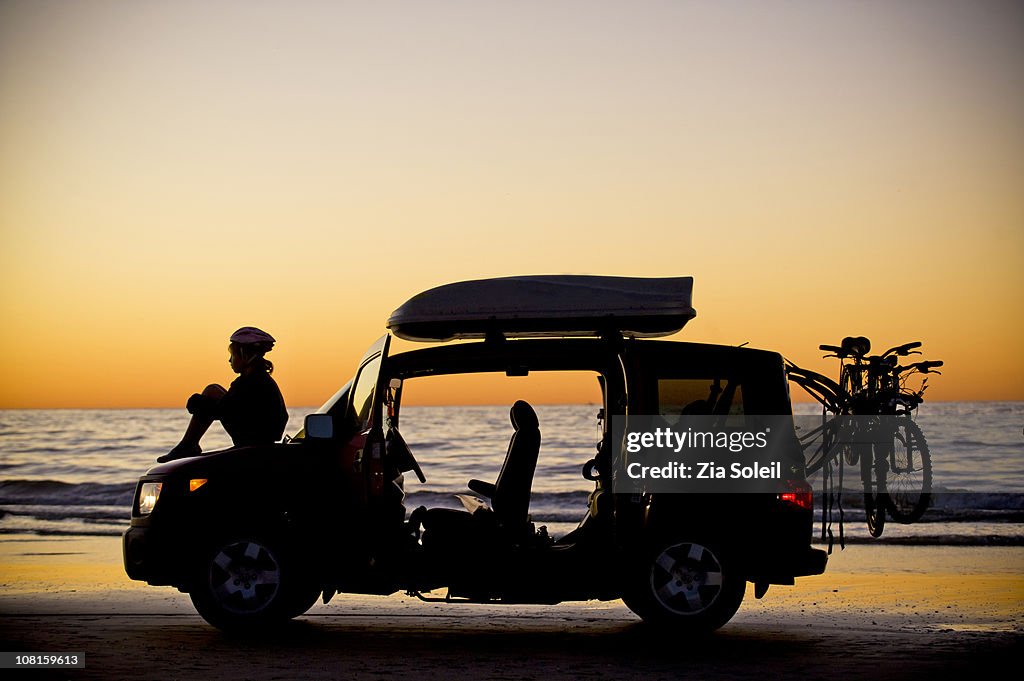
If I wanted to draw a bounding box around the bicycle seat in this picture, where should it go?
[841,336,871,358]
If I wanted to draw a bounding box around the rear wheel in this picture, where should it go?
[862,441,887,538]
[840,367,859,465]
[189,535,319,631]
[623,540,745,633]
[884,419,932,524]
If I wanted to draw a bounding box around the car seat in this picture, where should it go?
[414,400,541,546]
[466,400,540,530]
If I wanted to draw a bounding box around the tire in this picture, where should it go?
[623,540,745,633]
[189,535,319,631]
[840,367,859,466]
[862,438,887,538]
[284,582,323,620]
[805,412,838,477]
[884,420,932,524]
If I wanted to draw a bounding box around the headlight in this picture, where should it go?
[138,482,162,515]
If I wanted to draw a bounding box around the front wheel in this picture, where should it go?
[189,535,319,631]
[840,368,860,465]
[884,419,932,524]
[863,441,887,538]
[623,540,745,633]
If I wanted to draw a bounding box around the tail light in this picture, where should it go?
[778,479,813,510]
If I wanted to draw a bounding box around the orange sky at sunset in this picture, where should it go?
[1,0,1022,409]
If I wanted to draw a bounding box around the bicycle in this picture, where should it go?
[786,337,942,538]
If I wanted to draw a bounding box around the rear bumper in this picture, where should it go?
[751,546,828,583]
[798,547,829,576]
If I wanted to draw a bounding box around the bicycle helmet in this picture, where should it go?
[230,326,276,349]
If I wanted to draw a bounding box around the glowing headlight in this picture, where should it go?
[138,482,162,515]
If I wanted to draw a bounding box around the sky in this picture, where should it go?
[1,0,1022,408]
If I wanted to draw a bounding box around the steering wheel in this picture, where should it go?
[582,458,602,481]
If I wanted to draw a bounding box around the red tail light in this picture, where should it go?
[779,480,813,510]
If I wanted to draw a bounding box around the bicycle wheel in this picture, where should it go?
[840,367,859,465]
[884,419,932,524]
[840,363,862,396]
[862,440,886,538]
[803,413,838,476]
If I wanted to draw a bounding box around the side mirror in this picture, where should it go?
[304,413,334,440]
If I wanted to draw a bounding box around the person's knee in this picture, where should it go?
[202,384,227,398]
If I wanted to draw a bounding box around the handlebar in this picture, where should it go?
[821,338,926,362]
[882,341,922,358]
[897,360,944,375]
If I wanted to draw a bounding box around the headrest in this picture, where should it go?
[510,400,538,431]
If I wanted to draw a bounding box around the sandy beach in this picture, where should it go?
[0,535,1020,680]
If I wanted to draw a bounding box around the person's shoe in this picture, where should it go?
[157,442,201,463]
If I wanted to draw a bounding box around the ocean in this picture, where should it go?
[0,402,1021,545]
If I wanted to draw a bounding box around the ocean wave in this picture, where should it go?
[2,479,1022,516]
[816,490,1024,511]
[0,525,123,537]
[930,491,1024,510]
[942,439,1022,449]
[813,535,1024,546]
[405,489,589,505]
[2,401,1022,543]
[816,508,1024,525]
[0,479,135,506]
[2,504,128,522]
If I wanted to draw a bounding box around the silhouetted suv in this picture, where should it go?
[124,276,826,632]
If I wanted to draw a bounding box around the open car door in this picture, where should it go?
[343,335,391,503]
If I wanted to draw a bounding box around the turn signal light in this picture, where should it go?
[189,478,208,493]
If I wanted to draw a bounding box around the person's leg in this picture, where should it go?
[179,384,226,445]
[157,385,226,462]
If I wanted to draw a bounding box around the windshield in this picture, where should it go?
[303,335,389,441]
[349,354,382,429]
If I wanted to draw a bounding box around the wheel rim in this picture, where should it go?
[864,458,886,537]
[207,540,282,615]
[886,422,931,522]
[865,491,885,537]
[649,542,724,616]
